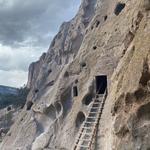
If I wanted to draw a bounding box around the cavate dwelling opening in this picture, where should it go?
[73,86,78,97]
[104,15,108,21]
[76,111,86,128]
[82,93,93,105]
[64,71,69,78]
[48,69,52,74]
[114,2,126,16]
[93,46,97,50]
[95,75,107,94]
[34,89,39,93]
[26,101,33,110]
[95,20,100,28]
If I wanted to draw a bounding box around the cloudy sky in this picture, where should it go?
[0,0,81,87]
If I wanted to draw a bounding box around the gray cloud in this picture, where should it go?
[0,0,80,87]
[0,0,80,47]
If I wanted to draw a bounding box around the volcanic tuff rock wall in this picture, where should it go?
[1,0,150,150]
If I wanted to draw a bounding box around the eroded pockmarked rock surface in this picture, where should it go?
[1,0,150,149]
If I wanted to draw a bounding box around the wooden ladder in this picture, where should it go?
[72,91,107,150]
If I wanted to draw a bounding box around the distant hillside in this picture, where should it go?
[0,86,29,109]
[0,85,18,95]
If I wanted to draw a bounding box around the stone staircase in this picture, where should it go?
[73,91,107,150]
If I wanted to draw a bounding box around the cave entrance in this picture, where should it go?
[76,112,85,128]
[73,86,78,97]
[26,101,33,110]
[95,75,107,94]
[114,2,126,16]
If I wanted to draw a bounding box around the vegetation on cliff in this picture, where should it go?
[0,86,29,109]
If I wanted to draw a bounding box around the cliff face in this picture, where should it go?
[1,0,150,150]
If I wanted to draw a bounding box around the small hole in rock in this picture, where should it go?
[114,2,126,16]
[75,79,78,84]
[26,101,33,110]
[48,69,52,74]
[95,20,100,27]
[104,15,108,21]
[73,86,78,97]
[80,62,86,68]
[76,112,85,128]
[139,59,150,86]
[64,71,69,78]
[35,89,39,93]
[93,46,97,50]
[82,93,93,105]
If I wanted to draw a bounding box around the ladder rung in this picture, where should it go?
[85,121,97,124]
[93,105,100,107]
[90,110,99,113]
[93,102,101,104]
[76,135,91,140]
[75,136,91,143]
[91,107,99,109]
[77,144,89,148]
[87,116,97,119]
[81,132,93,136]
[89,112,98,114]
[92,106,99,109]
[80,138,91,142]
[82,126,92,129]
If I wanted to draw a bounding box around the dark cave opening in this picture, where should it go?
[76,111,86,128]
[114,2,126,16]
[95,75,107,94]
[26,101,33,110]
[95,20,100,27]
[82,93,93,105]
[73,86,78,97]
[104,15,108,21]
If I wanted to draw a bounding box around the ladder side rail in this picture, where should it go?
[88,89,107,150]
[73,88,107,150]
